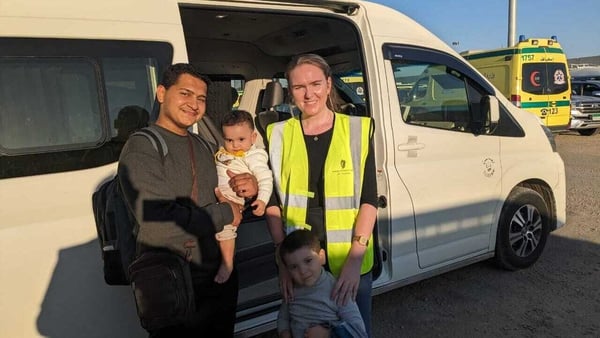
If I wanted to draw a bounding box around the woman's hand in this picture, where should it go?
[227,170,258,198]
[331,256,362,306]
[331,204,376,305]
[276,246,295,303]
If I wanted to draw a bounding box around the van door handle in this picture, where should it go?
[397,136,425,151]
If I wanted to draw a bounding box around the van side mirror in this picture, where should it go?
[486,95,500,124]
[473,95,499,134]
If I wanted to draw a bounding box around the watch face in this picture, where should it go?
[354,236,368,246]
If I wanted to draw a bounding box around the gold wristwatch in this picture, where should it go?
[352,235,369,246]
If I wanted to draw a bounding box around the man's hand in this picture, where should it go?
[215,188,243,226]
[227,170,258,198]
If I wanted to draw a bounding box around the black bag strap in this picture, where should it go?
[120,126,168,239]
[132,126,216,156]
[132,126,168,159]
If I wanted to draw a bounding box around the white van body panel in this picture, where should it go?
[0,1,566,337]
[0,2,183,337]
[0,0,189,62]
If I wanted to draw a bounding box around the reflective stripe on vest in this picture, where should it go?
[267,113,373,277]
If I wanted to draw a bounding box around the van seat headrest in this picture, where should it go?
[261,81,285,110]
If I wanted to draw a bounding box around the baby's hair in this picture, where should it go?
[279,229,321,266]
[221,109,255,130]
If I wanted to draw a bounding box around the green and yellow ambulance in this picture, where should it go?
[462,36,571,131]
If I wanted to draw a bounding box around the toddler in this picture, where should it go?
[277,229,367,338]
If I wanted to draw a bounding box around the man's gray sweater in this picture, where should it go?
[118,124,233,278]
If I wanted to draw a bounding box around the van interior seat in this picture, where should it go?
[205,80,238,127]
[197,114,224,147]
[255,80,285,143]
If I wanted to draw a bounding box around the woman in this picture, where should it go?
[266,53,378,336]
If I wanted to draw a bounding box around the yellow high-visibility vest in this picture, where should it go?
[267,113,373,276]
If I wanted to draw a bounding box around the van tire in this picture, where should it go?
[577,128,597,136]
[494,187,550,271]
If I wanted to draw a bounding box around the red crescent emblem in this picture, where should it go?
[530,71,541,87]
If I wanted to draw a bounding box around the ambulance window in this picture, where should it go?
[392,61,474,133]
[522,63,568,95]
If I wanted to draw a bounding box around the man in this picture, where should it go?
[118,63,257,337]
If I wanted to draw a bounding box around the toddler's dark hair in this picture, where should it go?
[279,229,321,266]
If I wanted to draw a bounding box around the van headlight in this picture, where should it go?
[541,125,557,152]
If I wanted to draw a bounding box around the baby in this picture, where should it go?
[277,229,367,338]
[214,109,275,283]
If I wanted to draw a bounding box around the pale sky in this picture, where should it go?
[372,0,599,58]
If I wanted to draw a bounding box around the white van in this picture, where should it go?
[0,1,566,337]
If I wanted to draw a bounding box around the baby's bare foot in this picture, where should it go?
[214,262,233,284]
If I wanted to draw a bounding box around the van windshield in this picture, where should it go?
[522,63,568,95]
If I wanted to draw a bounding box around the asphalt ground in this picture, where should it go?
[254,131,600,338]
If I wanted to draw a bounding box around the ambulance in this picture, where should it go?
[0,1,566,337]
[461,36,571,131]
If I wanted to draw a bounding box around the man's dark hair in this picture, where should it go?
[221,109,255,130]
[160,63,211,89]
[279,229,321,266]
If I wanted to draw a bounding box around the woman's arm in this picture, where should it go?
[332,129,378,306]
[331,203,376,306]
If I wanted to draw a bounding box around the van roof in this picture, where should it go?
[2,0,454,55]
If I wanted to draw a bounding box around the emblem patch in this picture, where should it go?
[483,158,495,177]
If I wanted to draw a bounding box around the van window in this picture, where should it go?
[339,71,366,102]
[522,63,568,95]
[393,61,477,132]
[231,79,244,108]
[0,38,172,179]
[0,58,102,152]
[103,57,160,138]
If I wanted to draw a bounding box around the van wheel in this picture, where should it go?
[495,187,550,271]
[577,128,597,136]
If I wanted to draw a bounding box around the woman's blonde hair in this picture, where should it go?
[285,53,342,112]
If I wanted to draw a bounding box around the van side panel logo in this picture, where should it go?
[483,158,496,177]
